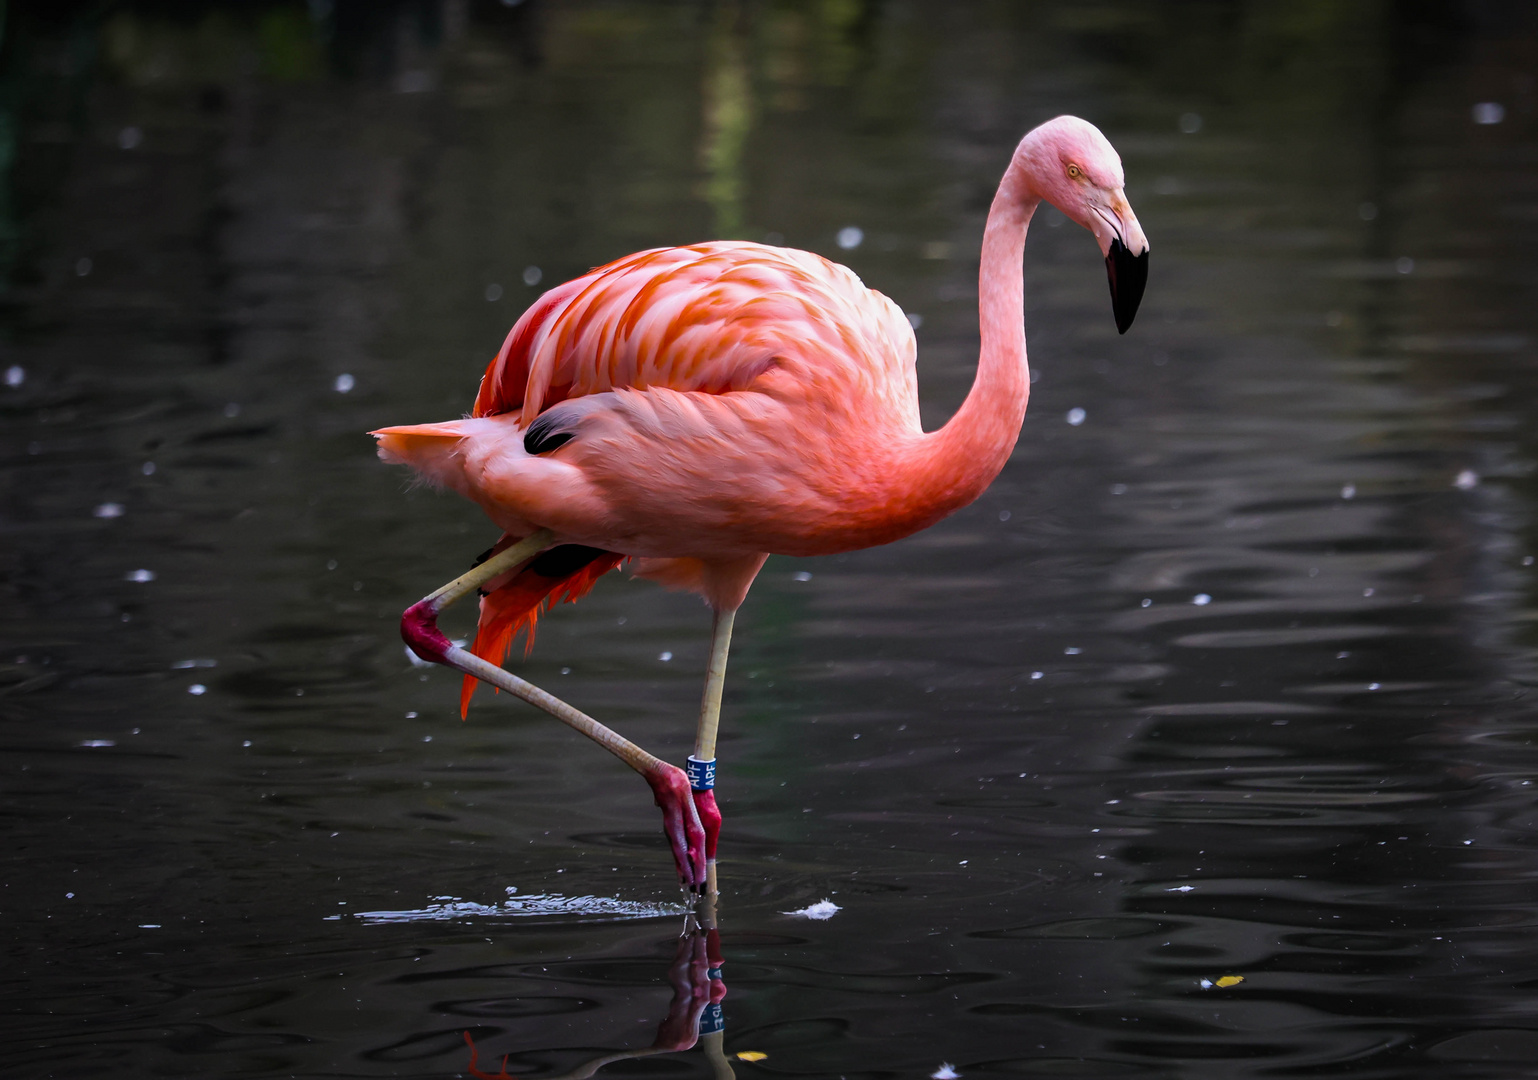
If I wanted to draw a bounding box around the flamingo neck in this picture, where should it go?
[905,165,1036,516]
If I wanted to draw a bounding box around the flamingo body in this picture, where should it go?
[378,241,966,566]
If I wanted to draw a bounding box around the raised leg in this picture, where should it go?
[688,607,737,896]
[401,529,707,889]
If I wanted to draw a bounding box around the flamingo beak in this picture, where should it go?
[1107,238,1148,334]
[1095,189,1149,334]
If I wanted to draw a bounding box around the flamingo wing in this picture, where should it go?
[472,241,917,425]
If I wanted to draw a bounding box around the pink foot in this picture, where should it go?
[644,763,708,889]
[691,788,722,863]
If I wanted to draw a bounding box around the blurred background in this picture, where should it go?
[4,1,1538,1076]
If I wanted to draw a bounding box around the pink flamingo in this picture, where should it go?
[374,115,1148,893]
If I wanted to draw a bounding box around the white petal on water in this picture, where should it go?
[932,1065,961,1080]
[333,373,355,393]
[782,899,840,920]
[836,226,863,250]
[484,282,503,302]
[1066,407,1086,426]
[1396,256,1415,275]
[659,651,673,661]
[405,645,433,668]
[793,571,812,581]
[171,658,216,669]
[906,312,924,329]
[1192,593,1212,606]
[94,502,124,519]
[1341,484,1356,499]
[523,265,543,286]
[125,569,156,583]
[1454,469,1479,490]
[3,365,23,388]
[188,684,207,695]
[79,739,115,748]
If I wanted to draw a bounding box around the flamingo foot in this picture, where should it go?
[645,763,708,890]
[691,788,721,863]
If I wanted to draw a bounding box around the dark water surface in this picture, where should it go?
[5,2,1538,1077]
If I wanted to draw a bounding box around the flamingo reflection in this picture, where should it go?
[464,898,733,1080]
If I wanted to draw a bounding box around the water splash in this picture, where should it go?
[338,889,686,924]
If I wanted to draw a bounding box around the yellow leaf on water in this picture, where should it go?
[736,1051,768,1062]
[1215,975,1244,988]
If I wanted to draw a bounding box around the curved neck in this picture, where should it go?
[903,166,1037,515]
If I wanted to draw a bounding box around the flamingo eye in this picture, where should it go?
[1066,163,1084,180]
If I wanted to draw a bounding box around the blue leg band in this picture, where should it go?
[697,1001,724,1035]
[686,756,716,791]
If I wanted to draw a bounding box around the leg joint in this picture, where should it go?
[401,599,453,665]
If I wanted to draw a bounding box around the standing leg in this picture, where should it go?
[401,529,708,889]
[688,606,736,897]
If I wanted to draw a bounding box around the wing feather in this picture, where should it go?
[470,241,916,430]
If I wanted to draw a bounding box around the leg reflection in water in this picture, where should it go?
[464,896,733,1080]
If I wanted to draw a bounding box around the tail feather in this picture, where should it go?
[460,543,624,717]
[372,421,479,491]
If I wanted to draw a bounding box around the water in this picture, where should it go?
[4,2,1538,1076]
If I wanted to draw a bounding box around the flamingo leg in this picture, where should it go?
[689,607,737,896]
[399,529,708,890]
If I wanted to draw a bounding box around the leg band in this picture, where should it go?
[685,756,716,791]
[697,1001,724,1035]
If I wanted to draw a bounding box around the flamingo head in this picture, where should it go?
[1018,116,1150,334]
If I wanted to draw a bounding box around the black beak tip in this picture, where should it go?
[1106,238,1149,335]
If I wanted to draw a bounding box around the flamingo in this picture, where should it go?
[373,115,1148,893]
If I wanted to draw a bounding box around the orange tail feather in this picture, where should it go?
[459,546,624,717]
